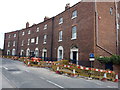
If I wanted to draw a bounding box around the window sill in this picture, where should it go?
[58,40,62,42]
[43,42,46,44]
[59,22,63,25]
[71,38,77,40]
[71,16,77,19]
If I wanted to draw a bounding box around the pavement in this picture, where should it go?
[0,58,119,89]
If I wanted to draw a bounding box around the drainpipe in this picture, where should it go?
[95,1,113,55]
[16,30,20,57]
[50,17,54,61]
[115,0,119,55]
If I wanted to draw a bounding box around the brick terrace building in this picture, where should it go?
[3,1,120,67]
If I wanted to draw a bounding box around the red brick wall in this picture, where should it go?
[95,2,117,57]
[52,2,95,66]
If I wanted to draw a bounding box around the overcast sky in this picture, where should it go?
[0,0,81,49]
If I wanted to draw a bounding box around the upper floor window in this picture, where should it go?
[21,40,24,46]
[14,34,16,38]
[44,24,47,30]
[28,30,31,34]
[8,42,10,47]
[36,27,39,32]
[31,38,35,43]
[27,39,30,45]
[110,7,113,15]
[22,32,25,36]
[43,35,47,44]
[59,31,63,41]
[8,35,11,38]
[36,37,39,44]
[71,26,77,40]
[72,10,77,19]
[59,17,63,24]
[13,41,16,46]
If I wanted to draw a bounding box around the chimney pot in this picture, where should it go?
[44,16,50,21]
[26,22,29,28]
[65,3,70,10]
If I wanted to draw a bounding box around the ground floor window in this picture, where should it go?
[70,47,78,65]
[57,46,64,61]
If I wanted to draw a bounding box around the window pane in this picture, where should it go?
[72,26,77,39]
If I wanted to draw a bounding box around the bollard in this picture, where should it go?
[38,62,40,65]
[57,67,59,71]
[101,73,107,81]
[27,62,30,66]
[114,74,118,82]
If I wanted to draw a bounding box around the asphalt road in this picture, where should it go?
[0,58,118,89]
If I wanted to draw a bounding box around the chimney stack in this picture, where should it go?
[26,22,29,28]
[44,16,50,21]
[65,3,70,10]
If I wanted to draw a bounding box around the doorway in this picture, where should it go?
[70,47,78,65]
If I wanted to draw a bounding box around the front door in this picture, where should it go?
[44,52,47,60]
[73,51,77,64]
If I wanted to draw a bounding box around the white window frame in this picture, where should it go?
[71,26,77,40]
[27,39,30,45]
[59,31,63,42]
[21,40,24,46]
[59,17,63,24]
[22,32,25,36]
[14,34,16,37]
[8,42,10,47]
[31,38,35,43]
[72,10,77,19]
[42,48,47,58]
[36,37,39,44]
[44,24,47,30]
[13,41,15,46]
[43,35,47,44]
[28,30,31,34]
[36,27,39,32]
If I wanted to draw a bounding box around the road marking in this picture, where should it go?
[25,70,29,72]
[46,80,64,88]
[3,67,8,70]
[40,77,45,80]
